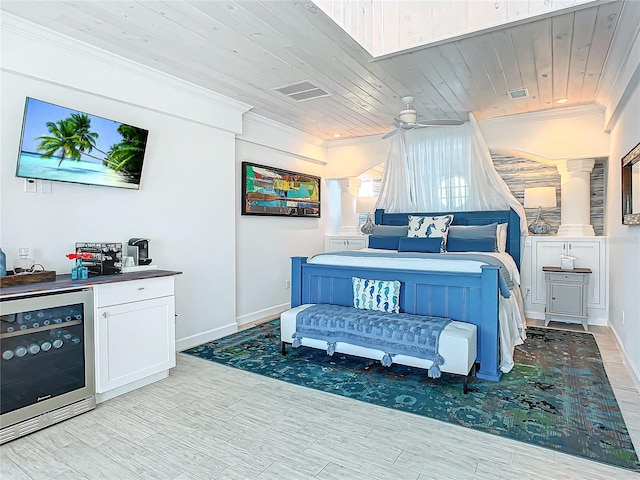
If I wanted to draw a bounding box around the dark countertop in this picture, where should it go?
[0,269,182,299]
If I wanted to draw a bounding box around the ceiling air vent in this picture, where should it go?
[507,88,529,100]
[272,81,330,102]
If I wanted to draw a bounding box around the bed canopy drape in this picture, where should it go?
[376,114,527,234]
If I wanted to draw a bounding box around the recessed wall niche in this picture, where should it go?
[492,154,604,236]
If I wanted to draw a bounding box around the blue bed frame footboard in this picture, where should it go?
[289,208,522,382]
[290,258,502,381]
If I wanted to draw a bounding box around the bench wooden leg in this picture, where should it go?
[281,341,287,356]
[463,363,476,394]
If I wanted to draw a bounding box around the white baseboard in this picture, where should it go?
[609,324,640,391]
[175,322,238,352]
[96,371,168,404]
[236,302,290,327]
[525,311,608,327]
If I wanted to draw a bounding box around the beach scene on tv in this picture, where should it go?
[16,97,148,189]
[244,163,320,217]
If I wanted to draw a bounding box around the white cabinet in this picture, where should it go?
[93,276,176,398]
[543,266,591,331]
[522,236,608,324]
[325,235,368,252]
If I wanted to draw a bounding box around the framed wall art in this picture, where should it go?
[622,141,640,225]
[241,162,321,218]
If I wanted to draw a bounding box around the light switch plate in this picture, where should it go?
[24,178,37,193]
[38,180,52,194]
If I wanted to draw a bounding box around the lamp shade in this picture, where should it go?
[356,196,378,213]
[524,187,557,208]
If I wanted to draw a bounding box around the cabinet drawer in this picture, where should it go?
[94,276,174,307]
[546,272,589,283]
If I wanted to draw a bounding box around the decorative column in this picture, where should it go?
[556,158,595,236]
[337,178,361,235]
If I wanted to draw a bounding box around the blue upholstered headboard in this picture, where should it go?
[374,208,521,269]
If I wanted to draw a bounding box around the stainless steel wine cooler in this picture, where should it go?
[0,288,95,444]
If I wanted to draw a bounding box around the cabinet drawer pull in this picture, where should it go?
[137,287,145,291]
[102,312,107,318]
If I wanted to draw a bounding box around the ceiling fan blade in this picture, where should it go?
[415,119,465,126]
[381,129,399,139]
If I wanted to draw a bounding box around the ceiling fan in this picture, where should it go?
[382,96,465,139]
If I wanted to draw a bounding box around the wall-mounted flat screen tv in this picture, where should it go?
[241,161,321,217]
[16,97,149,190]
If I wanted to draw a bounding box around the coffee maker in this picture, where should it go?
[127,238,152,265]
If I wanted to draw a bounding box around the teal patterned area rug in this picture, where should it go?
[183,321,640,472]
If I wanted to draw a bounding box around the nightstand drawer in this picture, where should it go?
[546,272,589,283]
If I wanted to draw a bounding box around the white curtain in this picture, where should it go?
[376,113,528,234]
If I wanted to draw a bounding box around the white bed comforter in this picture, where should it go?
[308,249,527,373]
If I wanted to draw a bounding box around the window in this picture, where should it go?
[439,176,468,208]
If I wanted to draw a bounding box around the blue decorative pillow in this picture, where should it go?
[368,235,401,250]
[397,237,442,253]
[446,237,496,252]
[352,277,401,313]
[447,223,498,252]
[371,225,409,237]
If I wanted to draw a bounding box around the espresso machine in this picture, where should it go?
[127,238,152,265]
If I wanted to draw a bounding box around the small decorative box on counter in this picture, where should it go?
[75,242,122,275]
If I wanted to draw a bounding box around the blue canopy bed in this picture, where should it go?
[289,208,524,382]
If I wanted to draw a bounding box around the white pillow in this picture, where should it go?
[407,214,454,251]
[497,223,508,253]
[352,277,401,313]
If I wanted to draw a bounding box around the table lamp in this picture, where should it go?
[356,196,378,235]
[524,186,557,234]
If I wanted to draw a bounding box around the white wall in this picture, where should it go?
[325,136,388,179]
[1,15,248,350]
[478,106,610,161]
[605,79,640,383]
[235,117,327,326]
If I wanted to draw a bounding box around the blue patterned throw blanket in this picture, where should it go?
[293,304,452,378]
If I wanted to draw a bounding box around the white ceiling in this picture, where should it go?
[0,0,631,141]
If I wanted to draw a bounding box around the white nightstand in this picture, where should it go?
[325,235,368,252]
[543,266,592,331]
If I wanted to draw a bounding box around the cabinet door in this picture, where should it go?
[96,296,175,393]
[326,238,348,252]
[532,240,565,305]
[548,283,584,316]
[567,241,603,308]
[347,238,367,250]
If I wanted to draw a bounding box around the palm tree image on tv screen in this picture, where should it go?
[16,97,149,189]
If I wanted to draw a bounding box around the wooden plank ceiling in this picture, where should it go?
[1,1,625,141]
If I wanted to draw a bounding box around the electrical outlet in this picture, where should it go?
[285,280,290,289]
[24,178,37,193]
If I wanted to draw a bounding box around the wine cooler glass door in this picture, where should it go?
[0,289,94,428]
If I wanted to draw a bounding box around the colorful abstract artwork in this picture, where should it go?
[241,162,320,217]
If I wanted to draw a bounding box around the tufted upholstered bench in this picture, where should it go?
[280,304,477,393]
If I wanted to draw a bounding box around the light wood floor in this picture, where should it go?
[1,321,639,480]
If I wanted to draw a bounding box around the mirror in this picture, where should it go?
[622,141,640,225]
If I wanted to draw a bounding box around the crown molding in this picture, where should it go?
[325,134,385,148]
[481,104,605,125]
[241,113,325,147]
[1,13,252,118]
